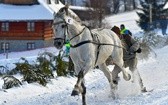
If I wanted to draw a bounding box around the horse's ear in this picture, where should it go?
[64,4,69,15]
[65,4,69,9]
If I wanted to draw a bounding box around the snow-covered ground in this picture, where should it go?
[1,45,168,105]
[0,10,168,105]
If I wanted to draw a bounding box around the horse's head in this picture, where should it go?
[52,5,81,49]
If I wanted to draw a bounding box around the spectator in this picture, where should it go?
[160,16,168,35]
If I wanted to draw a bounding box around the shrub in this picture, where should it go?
[56,50,68,76]
[2,75,22,89]
[14,57,51,86]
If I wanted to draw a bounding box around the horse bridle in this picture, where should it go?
[53,20,68,43]
[53,19,86,44]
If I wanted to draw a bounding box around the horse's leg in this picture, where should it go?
[99,63,117,99]
[81,82,86,105]
[71,71,85,96]
[71,71,87,105]
[127,58,137,83]
[114,60,131,81]
[112,64,122,85]
[112,50,131,81]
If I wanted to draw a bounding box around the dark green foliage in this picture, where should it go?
[137,0,168,31]
[37,56,55,79]
[14,57,54,86]
[2,75,22,89]
[15,61,46,86]
[1,50,72,87]
[56,50,68,76]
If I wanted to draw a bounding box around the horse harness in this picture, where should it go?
[53,20,124,66]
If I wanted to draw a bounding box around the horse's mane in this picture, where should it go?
[111,26,123,39]
[57,6,81,23]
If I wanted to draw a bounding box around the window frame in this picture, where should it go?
[27,22,35,32]
[1,22,9,31]
[1,42,10,50]
[27,42,35,50]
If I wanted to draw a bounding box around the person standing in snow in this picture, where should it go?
[160,15,168,35]
[111,25,146,92]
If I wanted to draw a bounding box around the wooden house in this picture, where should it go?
[0,0,54,53]
[0,0,93,53]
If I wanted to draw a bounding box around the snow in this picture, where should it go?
[105,10,143,35]
[164,2,168,9]
[0,4,53,21]
[38,0,80,18]
[1,45,168,105]
[69,5,92,11]
[0,7,168,105]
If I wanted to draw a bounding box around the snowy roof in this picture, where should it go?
[70,5,93,11]
[0,3,53,21]
[38,0,89,17]
[0,0,94,21]
[164,2,168,9]
[41,0,79,19]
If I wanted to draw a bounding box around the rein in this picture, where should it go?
[70,39,124,49]
[69,27,124,49]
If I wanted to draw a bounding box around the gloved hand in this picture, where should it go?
[136,47,142,53]
[128,48,135,55]
[128,51,135,55]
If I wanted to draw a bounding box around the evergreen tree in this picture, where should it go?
[137,0,168,31]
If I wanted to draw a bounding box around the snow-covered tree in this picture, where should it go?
[137,0,168,31]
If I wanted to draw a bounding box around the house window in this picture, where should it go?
[1,42,9,50]
[27,22,35,31]
[1,22,9,31]
[27,43,35,50]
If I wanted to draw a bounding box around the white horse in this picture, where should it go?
[53,6,131,105]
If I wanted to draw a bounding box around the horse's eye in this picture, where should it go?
[61,25,65,28]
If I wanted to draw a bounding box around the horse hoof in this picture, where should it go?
[113,80,118,85]
[71,90,79,96]
[127,74,131,81]
[123,73,131,81]
[141,87,147,93]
